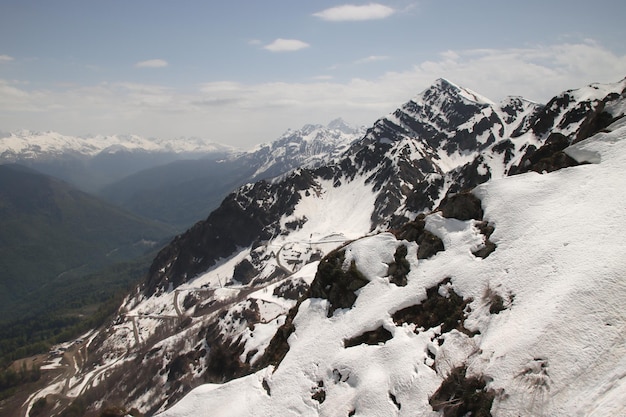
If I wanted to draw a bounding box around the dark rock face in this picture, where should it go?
[343,326,393,348]
[309,249,370,317]
[574,106,621,143]
[492,139,516,164]
[509,133,578,174]
[232,259,259,285]
[272,278,309,300]
[392,215,444,260]
[144,170,317,296]
[438,192,484,221]
[511,85,625,176]
[365,80,494,156]
[472,222,497,259]
[531,93,574,137]
[203,328,250,383]
[446,155,492,196]
[429,366,495,417]
[387,245,411,286]
[392,278,471,335]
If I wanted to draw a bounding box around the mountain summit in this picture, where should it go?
[19,78,626,417]
[327,118,358,134]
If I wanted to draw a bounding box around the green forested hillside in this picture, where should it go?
[0,164,175,322]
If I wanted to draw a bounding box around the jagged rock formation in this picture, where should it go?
[144,78,625,296]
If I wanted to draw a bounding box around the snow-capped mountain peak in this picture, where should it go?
[431,77,496,105]
[243,121,365,179]
[327,117,358,134]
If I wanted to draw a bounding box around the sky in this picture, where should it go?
[1,0,626,149]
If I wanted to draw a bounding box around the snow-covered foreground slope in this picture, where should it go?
[159,121,626,416]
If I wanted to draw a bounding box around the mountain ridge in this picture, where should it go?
[0,130,233,159]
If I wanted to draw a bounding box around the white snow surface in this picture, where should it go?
[159,121,626,416]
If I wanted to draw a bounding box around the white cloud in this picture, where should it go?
[356,55,390,64]
[135,59,169,68]
[1,42,625,149]
[263,39,310,52]
[313,3,395,21]
[0,54,15,62]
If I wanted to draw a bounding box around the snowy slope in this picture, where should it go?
[159,109,626,417]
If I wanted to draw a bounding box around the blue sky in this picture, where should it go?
[1,0,625,148]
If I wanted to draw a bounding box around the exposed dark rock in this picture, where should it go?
[472,221,497,259]
[404,174,445,213]
[446,156,491,196]
[228,299,261,327]
[438,192,484,221]
[389,392,401,410]
[254,303,299,370]
[575,108,621,143]
[429,366,495,417]
[509,133,580,175]
[144,170,317,296]
[182,293,199,310]
[285,216,307,231]
[531,93,573,137]
[512,89,624,176]
[486,292,505,314]
[232,259,259,285]
[343,326,393,348]
[309,249,370,317]
[167,350,202,382]
[272,278,309,300]
[99,406,129,417]
[311,380,326,403]
[417,230,445,260]
[262,379,271,396]
[203,324,250,383]
[387,245,410,286]
[392,215,444,260]
[483,286,513,314]
[392,278,472,335]
[491,139,516,164]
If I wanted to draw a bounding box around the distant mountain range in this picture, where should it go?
[0,131,234,193]
[1,120,364,230]
[12,77,625,417]
[100,120,364,229]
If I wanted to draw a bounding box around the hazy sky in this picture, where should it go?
[1,0,625,149]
